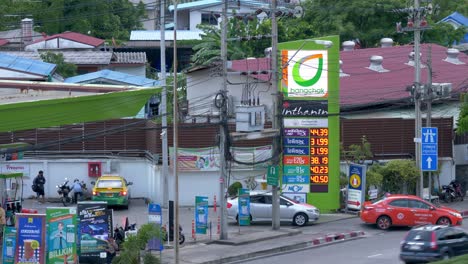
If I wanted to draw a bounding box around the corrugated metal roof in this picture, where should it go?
[441,12,468,26]
[0,29,43,44]
[5,51,113,65]
[0,52,56,76]
[113,52,147,64]
[168,0,268,11]
[28,32,105,47]
[64,69,159,87]
[130,30,203,41]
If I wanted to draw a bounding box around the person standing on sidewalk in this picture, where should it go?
[33,171,46,203]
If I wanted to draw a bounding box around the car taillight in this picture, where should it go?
[120,191,127,196]
[227,202,232,209]
[92,191,98,196]
[430,231,438,250]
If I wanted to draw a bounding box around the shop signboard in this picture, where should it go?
[14,213,46,264]
[77,202,108,264]
[195,196,208,234]
[46,207,78,264]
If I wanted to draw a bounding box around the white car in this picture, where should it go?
[227,191,320,226]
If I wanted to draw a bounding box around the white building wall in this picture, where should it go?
[25,38,94,51]
[189,11,202,31]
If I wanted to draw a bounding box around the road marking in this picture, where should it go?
[368,254,382,258]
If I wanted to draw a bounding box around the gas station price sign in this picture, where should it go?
[310,128,329,193]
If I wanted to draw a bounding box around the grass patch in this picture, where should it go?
[432,254,468,263]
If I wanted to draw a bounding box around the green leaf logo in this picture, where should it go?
[292,54,323,87]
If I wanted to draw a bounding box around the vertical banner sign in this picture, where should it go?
[2,226,16,264]
[195,196,208,234]
[347,164,367,210]
[147,204,163,251]
[279,36,340,212]
[238,188,250,226]
[77,202,108,264]
[267,165,279,186]
[46,208,78,264]
[14,213,46,264]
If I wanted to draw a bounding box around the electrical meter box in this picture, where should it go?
[235,105,265,132]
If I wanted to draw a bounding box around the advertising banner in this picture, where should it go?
[238,189,250,226]
[195,196,208,234]
[147,204,163,251]
[77,202,108,264]
[2,226,16,264]
[347,164,367,210]
[14,213,46,264]
[46,208,77,264]
[171,146,272,171]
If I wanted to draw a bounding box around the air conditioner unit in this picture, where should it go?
[432,83,452,98]
[235,105,265,132]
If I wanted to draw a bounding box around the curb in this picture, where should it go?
[203,231,366,264]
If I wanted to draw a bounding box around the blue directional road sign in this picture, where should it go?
[421,127,438,171]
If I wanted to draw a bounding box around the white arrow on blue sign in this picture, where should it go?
[421,127,438,171]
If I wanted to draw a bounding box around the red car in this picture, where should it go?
[360,194,463,230]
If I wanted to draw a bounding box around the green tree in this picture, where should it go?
[456,95,468,135]
[113,223,161,264]
[380,159,419,194]
[40,51,77,78]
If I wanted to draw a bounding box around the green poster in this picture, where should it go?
[238,188,250,226]
[46,207,78,264]
[2,226,16,264]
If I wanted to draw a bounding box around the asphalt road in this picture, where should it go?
[242,220,468,264]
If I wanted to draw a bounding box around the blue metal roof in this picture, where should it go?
[64,69,159,87]
[0,52,56,76]
[441,12,468,26]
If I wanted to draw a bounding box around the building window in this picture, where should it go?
[201,14,218,25]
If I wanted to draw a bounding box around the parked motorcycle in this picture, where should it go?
[441,180,464,203]
[56,178,72,206]
[113,222,137,251]
[162,224,185,245]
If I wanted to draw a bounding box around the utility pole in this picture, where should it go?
[173,1,180,262]
[426,45,433,195]
[160,0,169,208]
[271,0,280,231]
[219,0,228,240]
[413,0,423,198]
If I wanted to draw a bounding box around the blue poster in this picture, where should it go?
[2,226,16,264]
[238,189,250,226]
[15,214,46,264]
[195,196,208,234]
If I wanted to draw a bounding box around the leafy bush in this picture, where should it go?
[112,223,162,264]
[228,181,243,197]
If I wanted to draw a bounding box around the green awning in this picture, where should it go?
[0,173,23,179]
[0,87,160,133]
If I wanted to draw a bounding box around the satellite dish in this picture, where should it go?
[294,6,304,18]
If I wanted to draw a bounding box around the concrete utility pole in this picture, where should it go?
[160,0,169,208]
[173,1,180,262]
[426,45,433,196]
[219,0,229,241]
[413,0,423,198]
[271,0,280,231]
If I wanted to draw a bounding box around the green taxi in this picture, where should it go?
[91,175,132,209]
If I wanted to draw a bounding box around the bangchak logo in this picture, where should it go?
[283,50,328,98]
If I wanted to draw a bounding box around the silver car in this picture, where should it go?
[227,191,320,226]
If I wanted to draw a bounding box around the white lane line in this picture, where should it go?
[368,254,383,258]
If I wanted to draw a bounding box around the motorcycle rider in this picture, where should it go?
[71,179,83,203]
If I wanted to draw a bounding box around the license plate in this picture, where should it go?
[106,193,114,197]
[409,245,421,250]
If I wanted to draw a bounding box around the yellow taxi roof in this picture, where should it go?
[98,175,124,180]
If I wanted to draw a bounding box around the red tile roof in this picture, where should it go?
[230,44,468,108]
[31,32,104,47]
[0,39,8,46]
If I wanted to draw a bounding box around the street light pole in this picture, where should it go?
[160,0,169,208]
[173,1,180,262]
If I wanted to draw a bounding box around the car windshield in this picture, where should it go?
[406,230,432,241]
[280,195,299,204]
[97,180,123,188]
